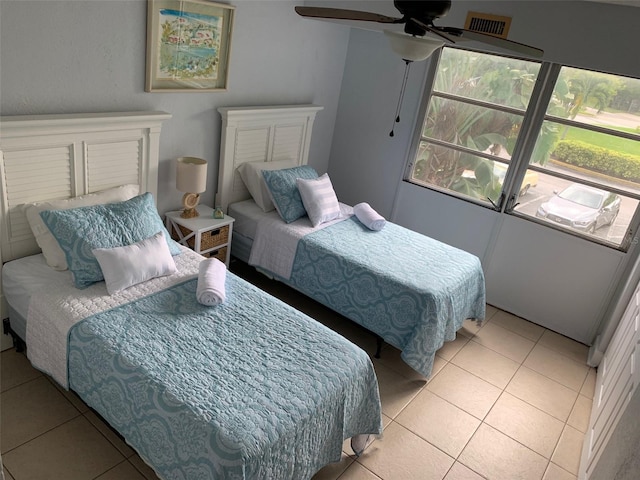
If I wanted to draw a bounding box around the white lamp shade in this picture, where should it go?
[176,157,208,194]
[384,30,444,62]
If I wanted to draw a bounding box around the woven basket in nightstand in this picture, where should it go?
[173,224,229,251]
[206,246,228,262]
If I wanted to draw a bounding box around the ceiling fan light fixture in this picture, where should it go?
[384,30,444,62]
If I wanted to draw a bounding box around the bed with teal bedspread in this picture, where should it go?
[282,217,486,378]
[67,274,382,480]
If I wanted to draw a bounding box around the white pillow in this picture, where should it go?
[296,173,341,227]
[92,232,177,295]
[23,184,140,271]
[237,159,297,212]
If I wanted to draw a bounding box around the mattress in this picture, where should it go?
[227,200,269,263]
[2,253,65,341]
[2,254,64,319]
[228,198,275,239]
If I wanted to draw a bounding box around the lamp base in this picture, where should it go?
[180,193,200,218]
[180,208,199,218]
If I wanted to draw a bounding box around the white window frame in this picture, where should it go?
[406,47,640,252]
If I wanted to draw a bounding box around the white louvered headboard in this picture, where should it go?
[216,104,323,212]
[0,111,171,320]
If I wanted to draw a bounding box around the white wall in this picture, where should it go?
[327,0,640,343]
[0,0,350,215]
[327,25,428,219]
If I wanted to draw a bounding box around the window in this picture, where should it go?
[408,48,640,250]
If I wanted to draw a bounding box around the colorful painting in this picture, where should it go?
[146,1,234,91]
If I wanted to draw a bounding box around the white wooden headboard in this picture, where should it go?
[216,104,323,212]
[0,110,171,320]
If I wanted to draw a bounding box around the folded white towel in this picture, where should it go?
[353,202,386,231]
[196,258,227,306]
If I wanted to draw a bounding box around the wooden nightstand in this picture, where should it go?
[165,205,234,266]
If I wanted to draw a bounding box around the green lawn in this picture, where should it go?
[564,126,640,156]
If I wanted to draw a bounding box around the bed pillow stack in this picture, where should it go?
[238,162,344,227]
[237,159,297,212]
[23,184,141,271]
[39,192,181,289]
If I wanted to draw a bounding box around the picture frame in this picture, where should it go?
[145,0,235,92]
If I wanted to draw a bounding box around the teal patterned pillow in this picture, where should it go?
[40,193,181,289]
[262,166,318,223]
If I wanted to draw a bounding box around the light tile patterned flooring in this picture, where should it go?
[1,261,595,480]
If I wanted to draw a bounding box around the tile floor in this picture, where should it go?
[0,260,596,480]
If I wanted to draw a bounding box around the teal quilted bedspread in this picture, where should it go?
[287,217,486,378]
[67,274,382,480]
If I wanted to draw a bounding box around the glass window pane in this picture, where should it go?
[434,49,541,110]
[547,66,640,131]
[513,170,636,247]
[530,121,640,196]
[423,97,524,158]
[408,45,640,251]
[411,142,503,204]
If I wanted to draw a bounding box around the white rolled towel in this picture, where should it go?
[196,258,227,306]
[353,202,386,231]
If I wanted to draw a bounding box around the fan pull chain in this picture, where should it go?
[389,60,412,137]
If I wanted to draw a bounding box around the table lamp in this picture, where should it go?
[176,157,207,218]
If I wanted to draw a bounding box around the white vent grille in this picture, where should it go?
[465,11,512,39]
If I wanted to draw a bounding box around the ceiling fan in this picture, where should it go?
[295,0,544,59]
[296,1,543,137]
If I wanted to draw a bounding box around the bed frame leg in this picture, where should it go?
[374,335,383,359]
[2,318,25,353]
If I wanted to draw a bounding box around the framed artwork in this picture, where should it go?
[145,0,235,92]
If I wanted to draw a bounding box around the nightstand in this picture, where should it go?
[165,205,234,266]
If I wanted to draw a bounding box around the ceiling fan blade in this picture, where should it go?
[294,6,402,24]
[434,26,544,58]
[409,18,457,43]
[426,27,457,43]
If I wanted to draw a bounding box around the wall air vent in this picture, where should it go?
[464,11,512,39]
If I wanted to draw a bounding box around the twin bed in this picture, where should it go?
[0,111,381,479]
[217,105,486,378]
[0,105,486,479]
